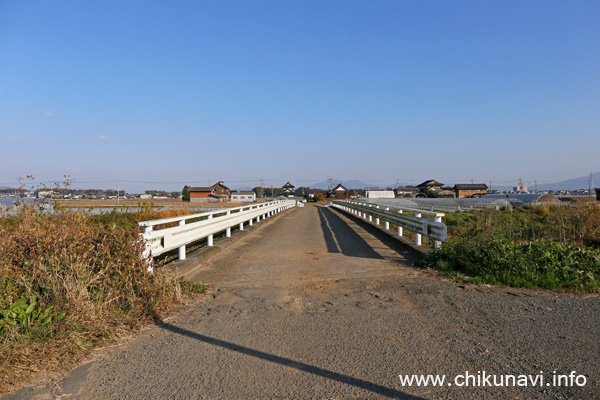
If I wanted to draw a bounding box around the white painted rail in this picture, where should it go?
[139,200,296,271]
[332,200,446,249]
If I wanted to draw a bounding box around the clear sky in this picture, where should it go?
[1,1,599,192]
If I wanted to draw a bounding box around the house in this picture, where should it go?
[394,186,419,198]
[231,191,256,202]
[189,187,216,202]
[364,187,395,198]
[328,183,349,198]
[453,184,488,198]
[211,181,231,200]
[417,180,444,193]
[513,185,528,193]
[294,187,317,198]
[282,181,295,195]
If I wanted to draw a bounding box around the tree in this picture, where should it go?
[182,185,190,201]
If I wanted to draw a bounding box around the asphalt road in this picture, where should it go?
[6,205,600,399]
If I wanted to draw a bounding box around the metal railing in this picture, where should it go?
[332,200,447,249]
[139,200,296,271]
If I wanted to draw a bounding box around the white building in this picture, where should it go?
[364,188,395,198]
[231,191,256,202]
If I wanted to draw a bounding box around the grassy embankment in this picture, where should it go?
[418,204,600,292]
[0,206,204,393]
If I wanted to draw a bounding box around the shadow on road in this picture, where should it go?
[159,322,425,399]
[317,206,384,259]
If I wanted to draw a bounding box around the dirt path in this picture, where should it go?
[5,206,600,399]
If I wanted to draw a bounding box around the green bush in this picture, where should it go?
[420,237,600,292]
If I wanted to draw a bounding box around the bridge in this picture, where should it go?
[8,204,600,399]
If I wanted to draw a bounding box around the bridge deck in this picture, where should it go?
[9,205,600,399]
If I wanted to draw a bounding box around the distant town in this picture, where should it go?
[1,179,598,202]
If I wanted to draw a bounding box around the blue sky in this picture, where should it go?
[1,1,599,192]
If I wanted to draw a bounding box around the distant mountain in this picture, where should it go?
[535,172,600,191]
[490,172,600,192]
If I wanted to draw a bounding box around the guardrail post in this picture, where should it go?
[384,207,390,229]
[434,215,442,250]
[239,222,244,231]
[415,212,422,245]
[249,218,253,226]
[177,220,186,260]
[206,214,214,246]
[225,210,232,237]
[397,210,403,236]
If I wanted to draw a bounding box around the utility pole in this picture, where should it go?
[328,173,333,192]
[260,178,265,199]
[117,180,120,204]
[396,178,399,189]
[590,172,594,200]
[518,177,523,192]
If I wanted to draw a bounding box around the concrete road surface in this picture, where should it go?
[5,205,600,399]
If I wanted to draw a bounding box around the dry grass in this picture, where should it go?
[0,206,204,394]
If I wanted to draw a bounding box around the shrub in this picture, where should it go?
[421,237,600,292]
[0,206,202,392]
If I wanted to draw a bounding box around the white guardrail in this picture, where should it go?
[139,200,296,272]
[332,200,447,250]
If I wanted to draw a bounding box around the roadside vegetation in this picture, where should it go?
[0,205,204,393]
[419,204,600,292]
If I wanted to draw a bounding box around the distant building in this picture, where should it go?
[231,191,256,202]
[364,187,395,198]
[394,186,419,198]
[189,187,215,202]
[211,181,231,200]
[295,187,317,198]
[417,180,444,193]
[37,190,53,198]
[328,183,349,198]
[282,181,295,195]
[513,185,528,193]
[453,184,488,198]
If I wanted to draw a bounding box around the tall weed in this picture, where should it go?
[0,206,201,392]
[422,204,600,292]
